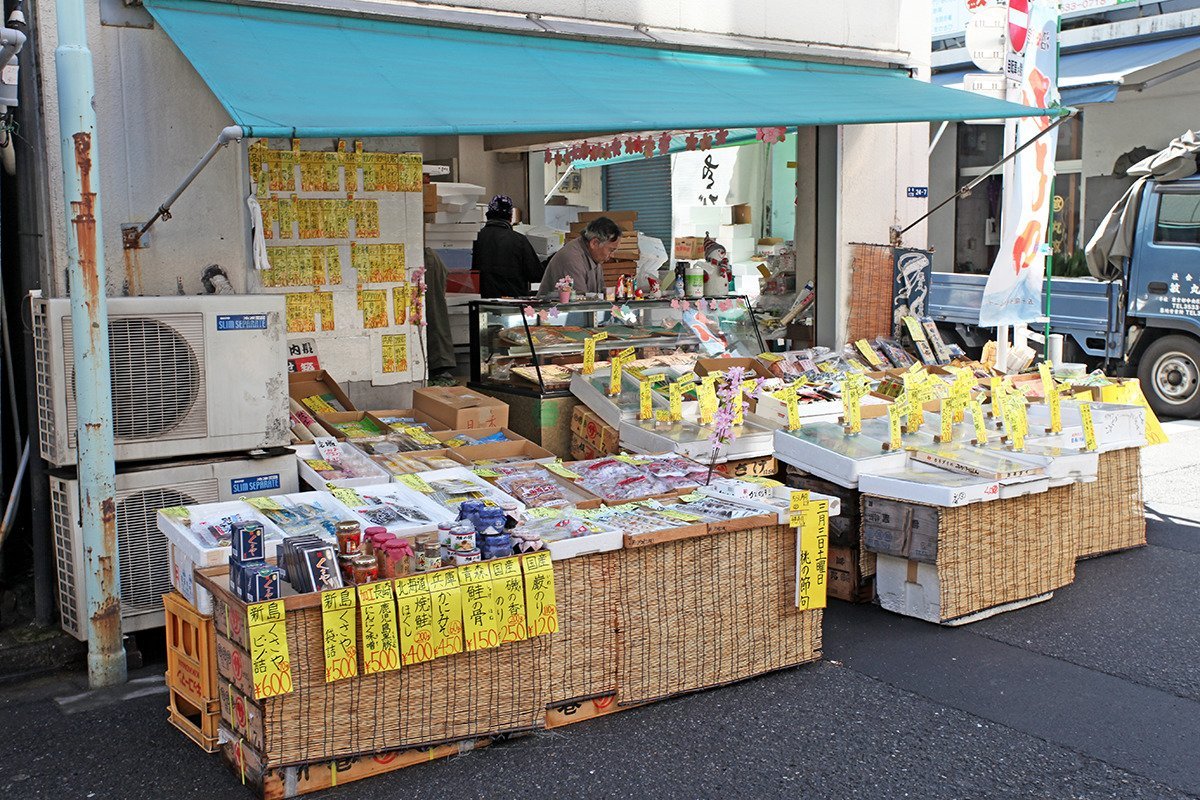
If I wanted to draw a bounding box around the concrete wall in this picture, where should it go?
[1080,82,1200,235]
[415,0,918,55]
[927,122,958,272]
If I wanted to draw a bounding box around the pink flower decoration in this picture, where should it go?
[718,299,733,312]
[681,300,691,311]
[714,129,729,146]
[697,298,709,312]
[547,306,560,319]
[522,305,535,318]
[670,299,681,310]
[658,132,673,154]
[538,310,550,323]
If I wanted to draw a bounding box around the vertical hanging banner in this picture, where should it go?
[892,248,933,336]
[980,0,1060,326]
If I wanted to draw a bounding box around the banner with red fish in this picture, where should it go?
[979,0,1059,326]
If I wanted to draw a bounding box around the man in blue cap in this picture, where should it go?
[472,194,544,298]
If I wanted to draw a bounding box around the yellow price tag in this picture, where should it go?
[1005,395,1026,451]
[320,589,358,683]
[328,486,364,508]
[990,376,1004,417]
[1080,402,1098,451]
[840,379,862,434]
[609,356,624,396]
[405,427,442,446]
[458,563,501,652]
[855,339,884,367]
[940,399,956,443]
[789,489,810,514]
[244,496,282,512]
[472,466,501,478]
[582,337,596,375]
[521,551,558,637]
[357,581,400,674]
[397,473,433,493]
[427,569,464,658]
[617,346,636,361]
[639,378,653,421]
[903,316,928,342]
[489,557,528,644]
[544,460,581,480]
[655,409,672,423]
[785,388,801,432]
[395,575,435,666]
[797,500,828,610]
[246,600,293,700]
[969,400,989,444]
[887,403,903,450]
[698,376,718,425]
[759,352,784,363]
[592,331,609,342]
[669,381,683,422]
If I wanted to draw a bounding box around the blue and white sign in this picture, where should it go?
[217,313,268,331]
[906,186,929,198]
[231,474,281,495]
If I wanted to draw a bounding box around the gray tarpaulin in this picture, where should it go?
[1086,130,1200,279]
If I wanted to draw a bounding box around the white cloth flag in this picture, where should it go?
[979,0,1059,327]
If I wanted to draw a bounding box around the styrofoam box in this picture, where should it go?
[334,481,455,536]
[618,417,774,461]
[773,423,906,489]
[859,463,1001,507]
[875,553,1053,625]
[544,527,623,561]
[158,501,288,614]
[698,483,842,524]
[294,442,392,490]
[1020,401,1146,452]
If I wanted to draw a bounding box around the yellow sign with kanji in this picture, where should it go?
[247,600,293,699]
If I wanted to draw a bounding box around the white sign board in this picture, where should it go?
[965,6,1009,73]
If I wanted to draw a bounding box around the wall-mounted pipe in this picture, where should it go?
[126,125,243,248]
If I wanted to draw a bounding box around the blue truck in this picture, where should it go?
[929,173,1200,418]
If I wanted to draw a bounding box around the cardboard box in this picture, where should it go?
[713,454,778,479]
[412,386,509,430]
[861,495,939,563]
[288,369,356,415]
[674,237,706,259]
[693,357,775,381]
[570,405,620,452]
[423,184,438,213]
[828,544,874,603]
[445,439,556,466]
[578,210,637,224]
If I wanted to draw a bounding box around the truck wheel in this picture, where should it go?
[1138,335,1200,419]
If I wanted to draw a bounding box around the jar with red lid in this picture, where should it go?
[336,520,361,556]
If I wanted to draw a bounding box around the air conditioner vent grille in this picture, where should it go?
[115,479,218,614]
[49,479,79,638]
[64,314,208,445]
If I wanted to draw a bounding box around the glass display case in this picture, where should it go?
[469,296,765,398]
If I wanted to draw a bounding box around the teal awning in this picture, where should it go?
[144,0,1050,139]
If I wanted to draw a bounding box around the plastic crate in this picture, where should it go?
[163,592,219,752]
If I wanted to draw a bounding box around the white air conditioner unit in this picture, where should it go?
[50,453,299,640]
[32,294,290,467]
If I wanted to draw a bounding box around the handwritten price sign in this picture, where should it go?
[320,589,358,683]
[357,581,400,674]
[395,575,435,666]
[521,551,559,637]
[247,600,293,699]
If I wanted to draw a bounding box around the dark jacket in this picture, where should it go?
[472,219,544,298]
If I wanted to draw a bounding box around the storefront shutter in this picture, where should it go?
[603,158,673,249]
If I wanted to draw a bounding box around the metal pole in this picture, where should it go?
[54,0,125,686]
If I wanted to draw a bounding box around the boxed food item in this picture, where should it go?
[413,386,509,430]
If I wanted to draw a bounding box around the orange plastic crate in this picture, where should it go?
[163,592,219,752]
